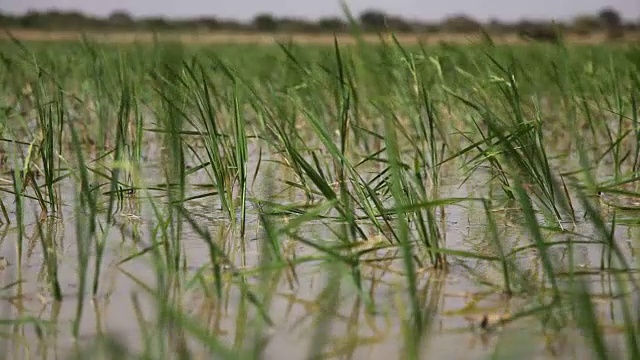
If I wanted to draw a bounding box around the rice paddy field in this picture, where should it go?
[0,34,639,359]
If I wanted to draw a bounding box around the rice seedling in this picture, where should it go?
[0,31,637,359]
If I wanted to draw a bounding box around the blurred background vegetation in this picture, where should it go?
[0,6,636,41]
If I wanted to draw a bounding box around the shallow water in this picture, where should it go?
[0,145,637,360]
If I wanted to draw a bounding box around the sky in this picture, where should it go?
[1,0,639,22]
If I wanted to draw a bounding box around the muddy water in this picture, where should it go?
[0,149,637,360]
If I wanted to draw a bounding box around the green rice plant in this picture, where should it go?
[447,85,572,227]
[381,90,423,358]
[179,57,247,230]
[265,39,407,250]
[150,43,188,272]
[232,86,249,241]
[31,82,60,216]
[10,164,25,276]
[67,115,98,337]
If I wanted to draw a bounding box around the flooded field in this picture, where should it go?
[0,39,639,359]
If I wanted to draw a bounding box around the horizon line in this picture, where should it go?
[1,5,638,23]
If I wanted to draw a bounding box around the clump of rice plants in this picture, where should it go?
[0,33,637,359]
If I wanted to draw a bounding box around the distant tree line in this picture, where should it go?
[0,7,635,40]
